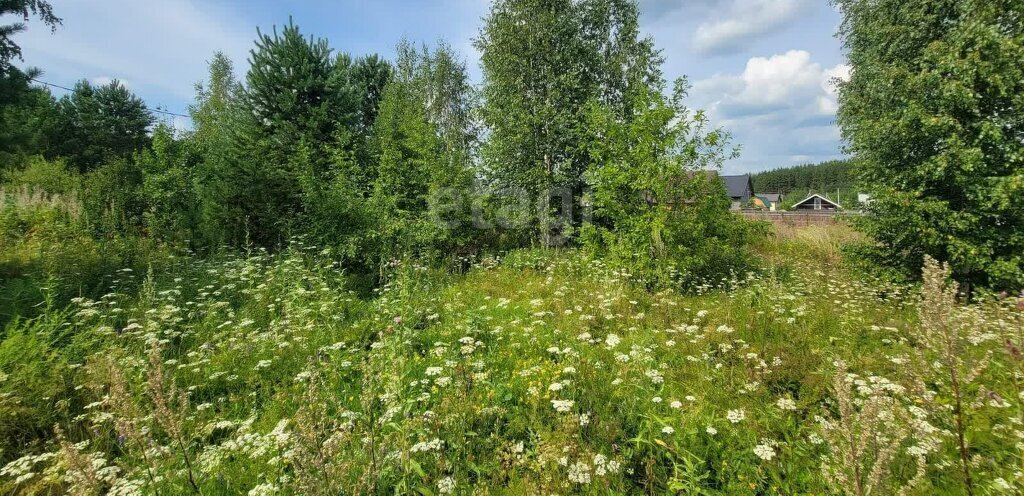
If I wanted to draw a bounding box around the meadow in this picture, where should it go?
[1,218,1021,495]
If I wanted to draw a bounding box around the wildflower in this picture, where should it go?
[411,439,443,453]
[425,366,443,376]
[548,382,563,392]
[568,461,592,484]
[652,396,662,403]
[661,426,675,435]
[437,476,456,494]
[605,334,621,348]
[248,482,279,496]
[706,426,718,435]
[670,400,682,409]
[776,398,797,411]
[727,409,745,423]
[552,399,574,413]
[993,478,1013,492]
[753,443,776,461]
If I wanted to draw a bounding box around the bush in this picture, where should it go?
[583,81,763,291]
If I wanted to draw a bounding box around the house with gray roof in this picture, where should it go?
[720,174,754,210]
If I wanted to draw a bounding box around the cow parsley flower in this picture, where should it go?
[551,399,574,412]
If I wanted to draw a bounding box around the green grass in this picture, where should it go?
[0,225,1021,495]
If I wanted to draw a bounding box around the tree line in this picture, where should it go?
[2,0,1021,292]
[751,160,855,197]
[1,0,757,291]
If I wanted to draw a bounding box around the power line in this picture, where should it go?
[27,77,192,119]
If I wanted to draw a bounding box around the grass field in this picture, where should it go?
[1,223,1021,495]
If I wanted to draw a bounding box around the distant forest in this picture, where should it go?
[751,159,855,197]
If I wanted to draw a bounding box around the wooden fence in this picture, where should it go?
[739,210,857,226]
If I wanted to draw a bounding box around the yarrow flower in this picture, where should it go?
[706,426,718,435]
[437,476,456,494]
[776,397,797,411]
[727,409,745,423]
[551,399,574,412]
[753,443,776,461]
[568,461,592,484]
[661,426,675,435]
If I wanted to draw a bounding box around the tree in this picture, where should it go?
[190,52,237,152]
[836,0,1024,291]
[350,54,392,132]
[54,80,153,172]
[140,123,202,244]
[583,79,759,290]
[211,19,360,247]
[0,0,60,75]
[368,40,476,263]
[475,0,659,244]
[190,52,241,246]
[0,67,59,168]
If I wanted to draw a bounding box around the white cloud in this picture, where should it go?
[690,50,849,172]
[692,0,810,55]
[696,50,849,120]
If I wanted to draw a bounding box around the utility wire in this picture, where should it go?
[28,77,192,119]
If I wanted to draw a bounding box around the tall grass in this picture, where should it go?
[0,225,1021,494]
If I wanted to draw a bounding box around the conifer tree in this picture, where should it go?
[214,19,360,247]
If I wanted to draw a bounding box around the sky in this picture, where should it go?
[9,0,849,174]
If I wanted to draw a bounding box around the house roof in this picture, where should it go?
[760,193,781,202]
[720,174,752,198]
[793,193,842,209]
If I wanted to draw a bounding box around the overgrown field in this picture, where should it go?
[1,225,1022,495]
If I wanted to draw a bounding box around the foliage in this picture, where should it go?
[1,155,77,194]
[139,124,202,245]
[476,0,660,244]
[0,0,60,74]
[0,68,60,168]
[53,80,153,173]
[835,0,1024,291]
[751,159,856,198]
[583,80,762,290]
[203,19,365,248]
[367,40,478,265]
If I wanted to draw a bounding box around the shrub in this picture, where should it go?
[583,80,764,291]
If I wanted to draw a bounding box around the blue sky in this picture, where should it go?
[11,0,849,174]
